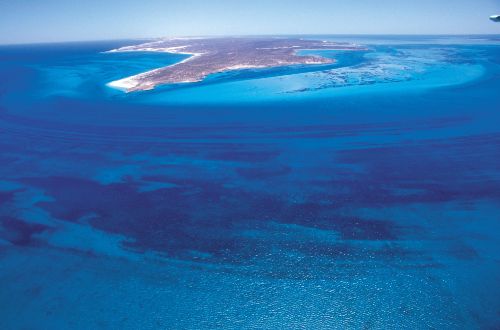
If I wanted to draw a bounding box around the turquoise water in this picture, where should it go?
[0,36,499,329]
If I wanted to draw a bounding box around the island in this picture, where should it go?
[106,37,364,92]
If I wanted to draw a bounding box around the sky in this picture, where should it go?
[0,0,499,44]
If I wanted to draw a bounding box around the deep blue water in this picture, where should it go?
[0,36,499,329]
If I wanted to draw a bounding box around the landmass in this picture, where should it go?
[106,37,364,92]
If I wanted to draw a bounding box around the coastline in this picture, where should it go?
[106,52,335,93]
[104,37,354,92]
[106,52,202,92]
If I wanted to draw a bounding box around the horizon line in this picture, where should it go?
[1,33,499,46]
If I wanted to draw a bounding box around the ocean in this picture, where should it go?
[0,36,499,329]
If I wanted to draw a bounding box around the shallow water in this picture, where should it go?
[0,36,499,329]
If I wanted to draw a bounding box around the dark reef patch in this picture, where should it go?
[0,217,51,246]
[333,133,500,205]
[236,165,291,179]
[0,191,14,205]
[447,242,479,260]
[22,174,406,264]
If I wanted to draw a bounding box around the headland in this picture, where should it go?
[106,37,364,92]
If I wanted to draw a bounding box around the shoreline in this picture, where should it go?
[106,51,203,92]
[105,57,334,93]
[104,37,357,92]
